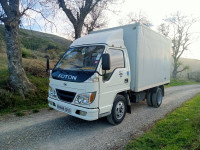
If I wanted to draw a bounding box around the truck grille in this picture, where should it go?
[56,89,76,103]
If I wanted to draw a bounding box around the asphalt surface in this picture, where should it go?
[0,85,200,150]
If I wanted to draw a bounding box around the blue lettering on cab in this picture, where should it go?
[58,74,77,80]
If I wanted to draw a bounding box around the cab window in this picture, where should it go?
[103,49,125,81]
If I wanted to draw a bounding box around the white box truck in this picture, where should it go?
[48,23,171,124]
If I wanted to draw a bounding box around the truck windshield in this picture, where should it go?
[54,45,105,71]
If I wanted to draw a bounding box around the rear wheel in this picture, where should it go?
[107,95,127,125]
[152,88,163,108]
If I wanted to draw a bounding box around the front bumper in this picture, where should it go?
[48,97,99,121]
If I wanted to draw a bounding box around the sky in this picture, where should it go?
[106,0,200,60]
[28,0,200,60]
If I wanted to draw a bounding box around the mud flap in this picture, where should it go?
[127,104,131,114]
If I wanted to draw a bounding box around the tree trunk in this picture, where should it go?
[172,62,178,79]
[74,21,84,39]
[74,26,82,39]
[4,21,35,97]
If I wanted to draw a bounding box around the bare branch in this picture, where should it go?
[119,11,153,27]
[55,0,118,39]
[57,0,77,25]
[27,7,57,31]
[177,65,189,73]
[0,0,10,17]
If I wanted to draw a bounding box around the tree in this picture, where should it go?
[119,11,153,27]
[62,4,108,39]
[56,0,115,39]
[158,12,198,78]
[0,0,51,97]
[83,6,107,34]
[0,0,35,97]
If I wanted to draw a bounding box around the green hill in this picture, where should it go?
[0,24,71,56]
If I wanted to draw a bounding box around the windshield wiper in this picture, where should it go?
[72,65,90,74]
[53,68,69,74]
[72,65,82,68]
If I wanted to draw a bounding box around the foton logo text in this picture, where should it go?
[58,74,77,80]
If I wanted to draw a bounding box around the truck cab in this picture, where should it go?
[48,29,131,124]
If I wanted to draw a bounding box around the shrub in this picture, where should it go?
[32,109,39,113]
[45,43,58,50]
[15,111,25,117]
[22,48,31,58]
[47,49,58,60]
[0,89,16,109]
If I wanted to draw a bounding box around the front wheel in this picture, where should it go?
[107,95,127,125]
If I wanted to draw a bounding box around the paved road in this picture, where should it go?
[0,85,200,150]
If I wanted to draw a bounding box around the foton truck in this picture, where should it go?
[48,23,171,124]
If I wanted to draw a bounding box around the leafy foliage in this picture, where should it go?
[22,48,31,58]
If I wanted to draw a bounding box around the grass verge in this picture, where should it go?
[0,74,49,116]
[165,79,200,88]
[0,55,49,116]
[125,94,200,150]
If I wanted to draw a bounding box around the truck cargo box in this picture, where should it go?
[92,23,171,92]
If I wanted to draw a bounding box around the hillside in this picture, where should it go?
[175,57,200,80]
[180,57,200,72]
[0,24,71,54]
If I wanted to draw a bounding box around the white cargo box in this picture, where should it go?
[91,23,171,92]
[123,23,171,92]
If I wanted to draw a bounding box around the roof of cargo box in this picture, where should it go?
[70,29,125,48]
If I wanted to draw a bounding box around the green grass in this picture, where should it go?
[0,74,49,115]
[125,94,200,150]
[165,79,200,88]
[0,55,49,116]
[15,111,25,117]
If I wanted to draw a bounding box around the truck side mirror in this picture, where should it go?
[46,56,49,72]
[102,53,110,70]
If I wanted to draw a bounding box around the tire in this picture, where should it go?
[146,92,153,106]
[107,95,127,125]
[152,88,163,108]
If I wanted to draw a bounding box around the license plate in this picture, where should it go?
[64,107,71,114]
[57,105,71,114]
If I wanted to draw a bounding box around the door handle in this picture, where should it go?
[124,78,128,83]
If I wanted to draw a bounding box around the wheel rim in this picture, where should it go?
[157,91,162,105]
[115,101,125,120]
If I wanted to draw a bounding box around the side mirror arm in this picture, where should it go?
[95,70,106,76]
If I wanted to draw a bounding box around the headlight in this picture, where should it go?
[49,86,57,99]
[75,92,96,105]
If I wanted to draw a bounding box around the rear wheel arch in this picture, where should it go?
[159,85,164,96]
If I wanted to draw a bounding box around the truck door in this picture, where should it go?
[99,48,130,114]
